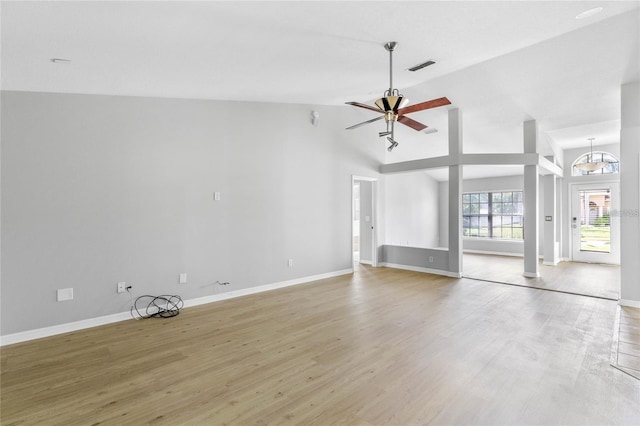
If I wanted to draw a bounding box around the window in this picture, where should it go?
[572,152,619,176]
[463,191,524,239]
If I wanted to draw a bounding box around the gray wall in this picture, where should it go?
[1,91,385,335]
[380,245,449,272]
[384,172,439,248]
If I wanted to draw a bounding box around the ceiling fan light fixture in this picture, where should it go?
[345,41,451,151]
[387,137,399,152]
[374,95,409,113]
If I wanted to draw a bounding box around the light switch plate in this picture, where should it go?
[179,273,187,284]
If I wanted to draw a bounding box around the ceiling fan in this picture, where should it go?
[345,42,451,151]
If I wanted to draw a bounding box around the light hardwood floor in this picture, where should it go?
[611,306,640,379]
[463,253,620,300]
[2,266,639,425]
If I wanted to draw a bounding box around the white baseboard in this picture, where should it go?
[522,272,541,278]
[379,262,462,278]
[0,268,354,347]
[183,269,354,309]
[619,299,640,308]
[0,311,133,347]
[542,260,560,266]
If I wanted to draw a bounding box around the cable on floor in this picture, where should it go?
[130,294,184,320]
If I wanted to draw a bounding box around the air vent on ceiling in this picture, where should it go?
[408,60,435,72]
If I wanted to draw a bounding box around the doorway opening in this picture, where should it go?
[352,181,360,263]
[571,182,619,264]
[352,176,377,267]
[578,189,611,253]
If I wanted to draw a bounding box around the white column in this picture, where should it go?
[543,173,558,265]
[620,81,640,307]
[448,109,463,277]
[523,120,539,277]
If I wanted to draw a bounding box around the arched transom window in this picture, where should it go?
[572,151,619,176]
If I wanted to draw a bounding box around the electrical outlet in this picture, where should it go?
[179,273,187,284]
[117,282,126,293]
[288,259,293,267]
[428,256,434,263]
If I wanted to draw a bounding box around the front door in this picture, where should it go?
[571,183,620,264]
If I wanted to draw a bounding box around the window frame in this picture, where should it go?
[571,151,620,176]
[463,190,524,240]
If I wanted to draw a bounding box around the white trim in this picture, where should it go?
[0,311,132,347]
[542,260,560,266]
[523,272,541,278]
[358,260,372,265]
[0,268,354,347]
[619,299,640,309]
[184,268,353,309]
[380,262,462,278]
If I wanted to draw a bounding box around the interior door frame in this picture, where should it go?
[352,175,378,267]
[569,181,620,264]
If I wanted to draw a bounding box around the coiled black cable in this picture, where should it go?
[130,294,184,320]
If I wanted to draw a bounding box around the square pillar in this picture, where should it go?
[543,173,558,265]
[448,109,463,277]
[620,82,640,306]
[523,120,539,277]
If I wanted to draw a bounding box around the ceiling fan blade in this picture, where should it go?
[397,97,451,115]
[398,115,429,132]
[346,115,385,130]
[346,101,383,114]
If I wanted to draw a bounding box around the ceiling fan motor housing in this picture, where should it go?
[375,95,409,113]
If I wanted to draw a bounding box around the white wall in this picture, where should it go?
[1,91,385,335]
[384,172,440,248]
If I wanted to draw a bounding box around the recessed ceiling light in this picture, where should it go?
[51,58,71,64]
[575,7,603,20]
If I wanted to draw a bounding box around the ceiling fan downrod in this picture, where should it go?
[385,41,397,96]
[375,42,408,118]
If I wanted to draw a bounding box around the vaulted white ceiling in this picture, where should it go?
[2,1,639,173]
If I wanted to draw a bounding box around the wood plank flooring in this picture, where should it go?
[463,253,620,300]
[2,266,639,425]
[611,306,640,379]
